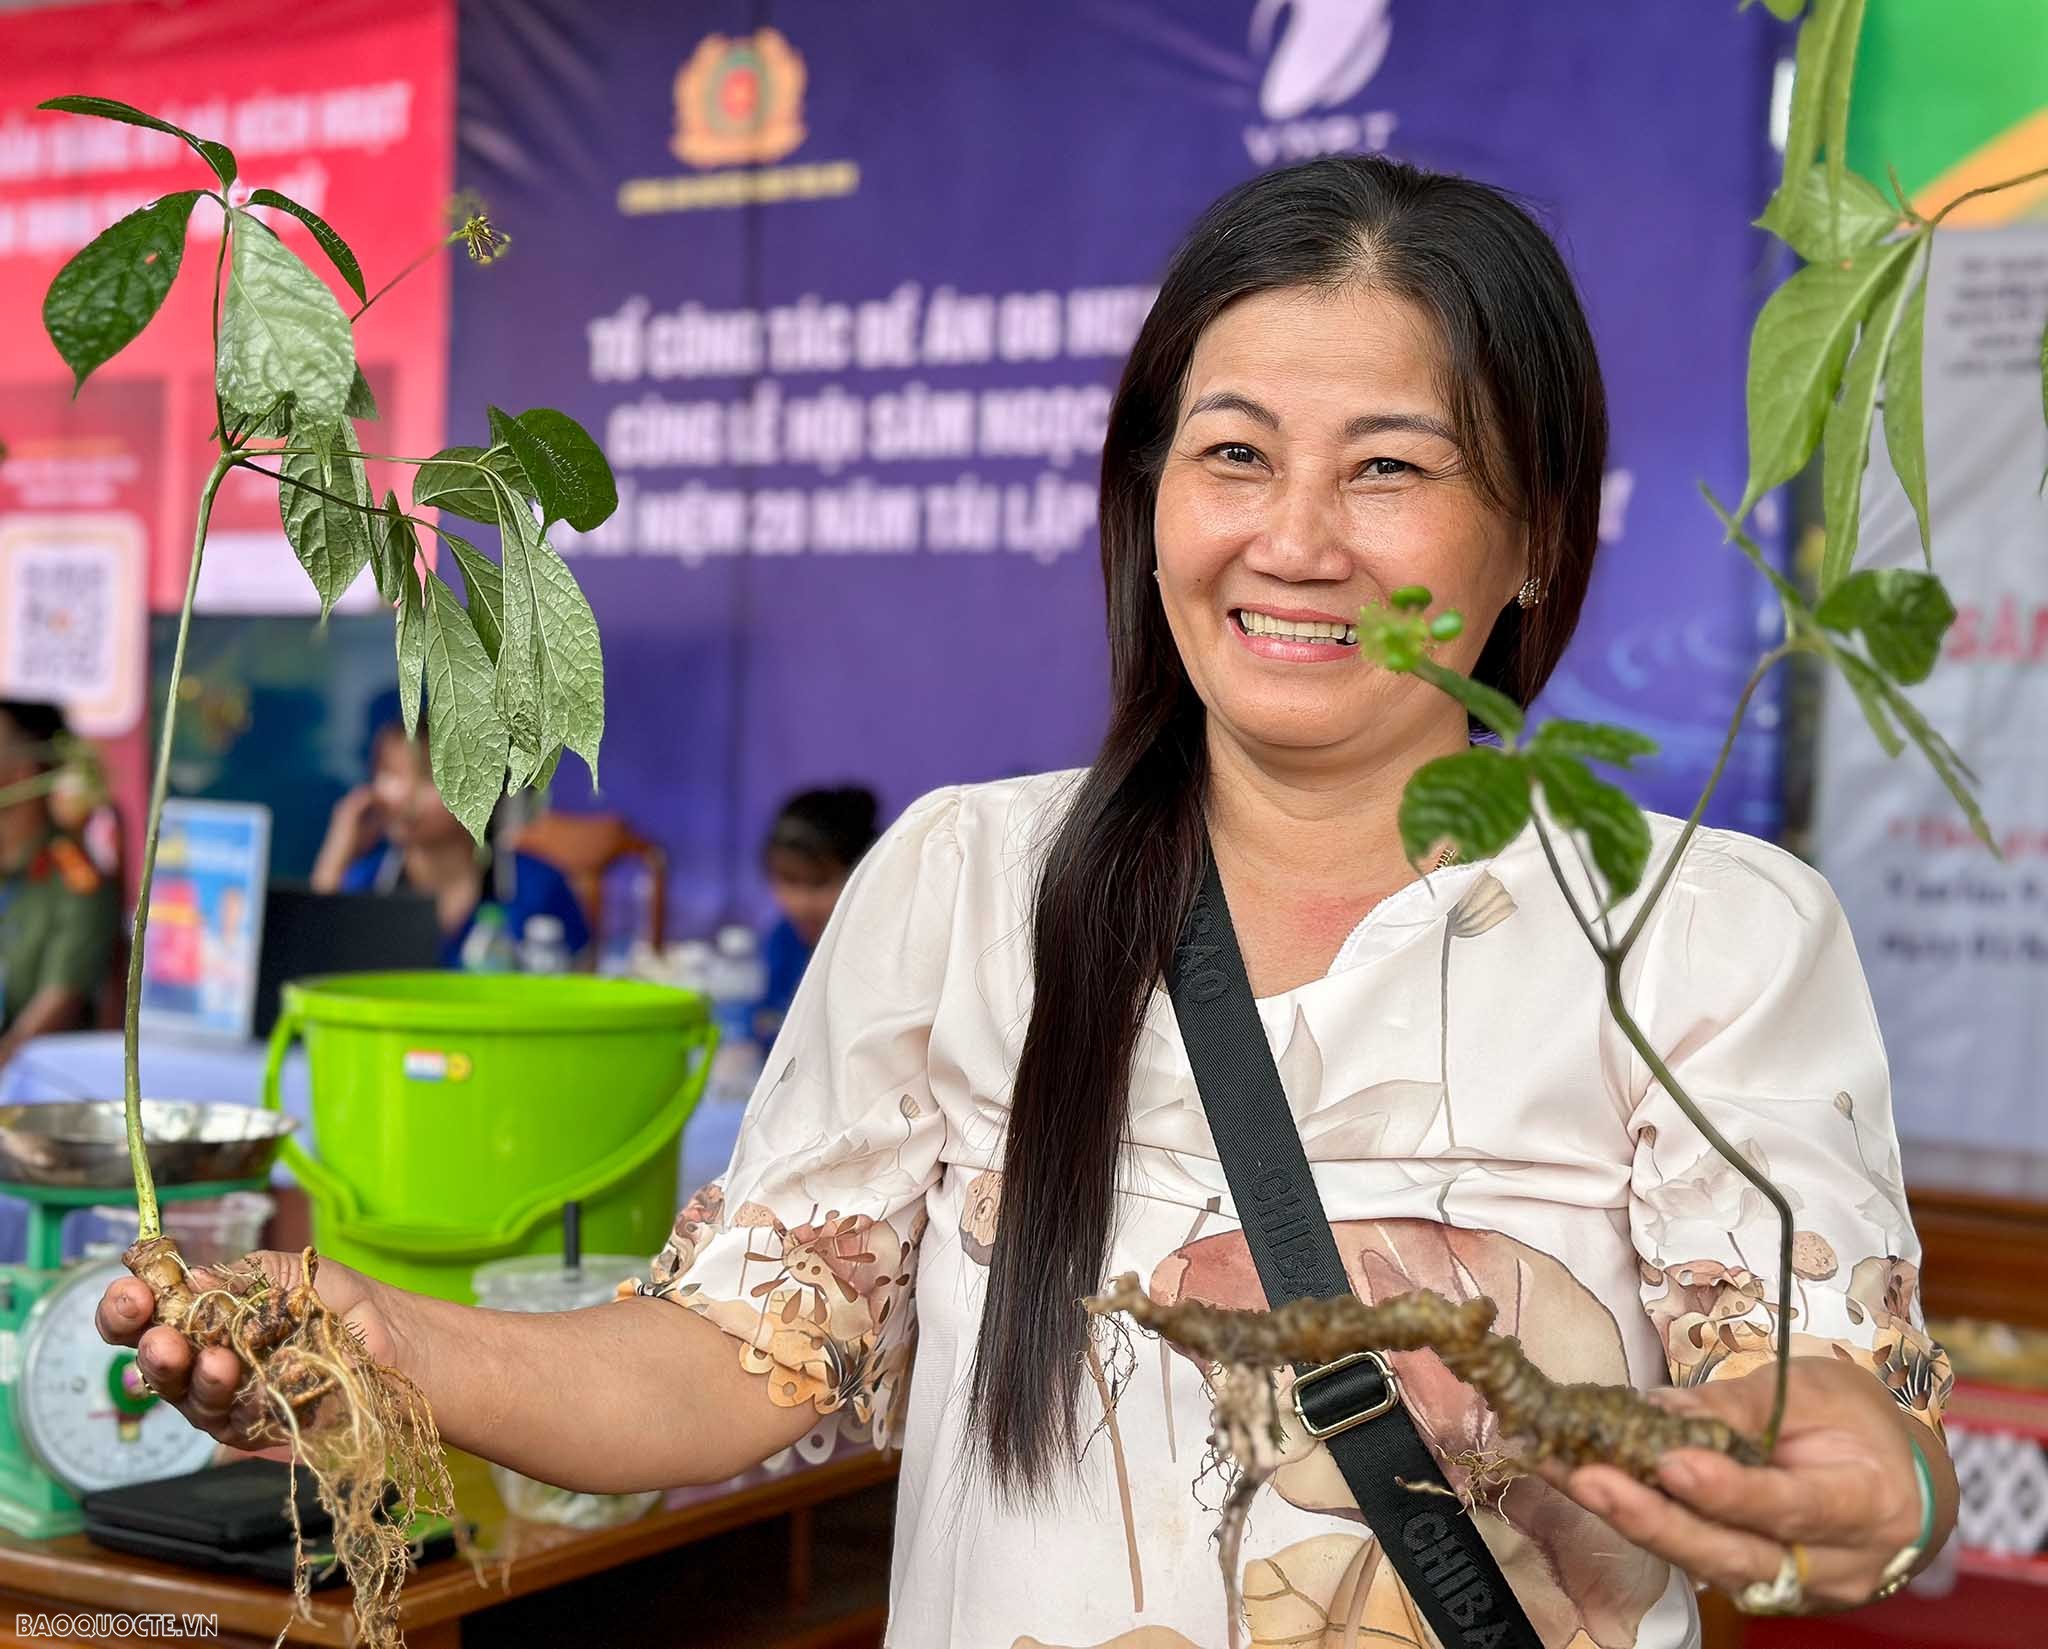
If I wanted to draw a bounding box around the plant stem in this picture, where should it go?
[1617,645,1792,960]
[124,452,235,1243]
[351,231,459,325]
[1605,963,1795,1452]
[0,772,64,811]
[1929,161,2048,226]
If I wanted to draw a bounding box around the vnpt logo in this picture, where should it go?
[1244,0,1399,168]
[672,28,809,169]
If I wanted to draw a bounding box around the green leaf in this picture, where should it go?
[489,473,606,785]
[278,424,374,617]
[491,406,619,532]
[1830,648,1991,850]
[42,191,203,389]
[1882,265,1933,564]
[1412,657,1524,741]
[413,444,537,524]
[1814,568,1956,685]
[1528,751,1652,904]
[1749,0,1807,19]
[1527,720,1660,767]
[246,187,365,303]
[1398,748,1531,867]
[1823,639,1902,757]
[396,554,426,740]
[38,95,236,189]
[509,742,564,795]
[1777,0,1868,214]
[422,572,511,843]
[345,365,379,422]
[217,209,355,429]
[442,534,504,663]
[1740,237,1916,518]
[373,490,415,608]
[1757,164,1901,263]
[1819,246,1919,591]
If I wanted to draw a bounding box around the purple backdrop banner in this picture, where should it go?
[452,0,1784,931]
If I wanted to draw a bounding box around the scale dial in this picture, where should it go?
[17,1259,219,1495]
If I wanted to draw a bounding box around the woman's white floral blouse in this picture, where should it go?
[624,773,1949,1649]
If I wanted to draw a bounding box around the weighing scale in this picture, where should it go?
[0,1100,293,1539]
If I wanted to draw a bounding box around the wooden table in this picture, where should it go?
[0,1447,896,1648]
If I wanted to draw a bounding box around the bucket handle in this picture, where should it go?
[262,1009,717,1260]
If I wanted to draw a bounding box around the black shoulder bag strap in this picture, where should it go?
[1168,851,1542,1649]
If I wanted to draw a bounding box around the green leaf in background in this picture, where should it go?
[1815,567,1956,685]
[1526,719,1660,767]
[491,406,619,532]
[38,95,236,190]
[1527,750,1653,904]
[345,365,379,421]
[1819,248,1919,591]
[246,187,366,303]
[396,552,426,741]
[422,572,511,843]
[1751,0,1807,20]
[490,473,606,785]
[1823,638,1903,757]
[1776,0,1867,218]
[1757,164,1900,263]
[412,444,538,523]
[1830,649,1991,850]
[1740,237,1916,518]
[278,424,374,617]
[1882,263,1933,563]
[42,191,203,390]
[217,209,355,429]
[372,491,415,608]
[442,534,505,662]
[1412,656,1525,741]
[1398,748,1531,868]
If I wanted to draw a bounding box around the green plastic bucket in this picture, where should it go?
[262,973,714,1303]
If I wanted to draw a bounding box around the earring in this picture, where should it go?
[1152,567,1162,582]
[1516,574,1543,610]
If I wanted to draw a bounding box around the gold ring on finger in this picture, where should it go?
[1734,1545,1806,1616]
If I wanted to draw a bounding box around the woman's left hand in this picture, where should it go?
[1543,1356,1950,1613]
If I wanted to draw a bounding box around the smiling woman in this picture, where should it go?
[103,152,1955,1649]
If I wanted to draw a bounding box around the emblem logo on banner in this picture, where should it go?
[1243,0,1399,167]
[672,28,808,169]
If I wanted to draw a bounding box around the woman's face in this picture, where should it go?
[1152,282,1526,768]
[766,847,848,947]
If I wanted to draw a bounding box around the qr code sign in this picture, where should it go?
[15,553,109,689]
[0,514,145,735]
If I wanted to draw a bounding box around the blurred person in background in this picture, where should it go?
[756,785,879,1035]
[0,700,119,1070]
[309,711,589,967]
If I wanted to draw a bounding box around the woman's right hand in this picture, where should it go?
[95,1252,407,1449]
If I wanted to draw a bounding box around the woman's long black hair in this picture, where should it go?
[966,154,1611,1496]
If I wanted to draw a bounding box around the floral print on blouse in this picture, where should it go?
[624,774,1950,1649]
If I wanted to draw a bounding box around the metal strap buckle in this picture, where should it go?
[1291,1349,1399,1440]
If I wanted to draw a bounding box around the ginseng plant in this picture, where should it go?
[1093,0,2048,1629]
[37,94,614,1648]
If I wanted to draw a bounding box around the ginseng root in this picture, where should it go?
[1087,1275,1763,1649]
[126,1237,454,1649]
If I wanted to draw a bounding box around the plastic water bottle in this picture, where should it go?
[460,904,518,973]
[519,913,571,975]
[706,925,767,1106]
